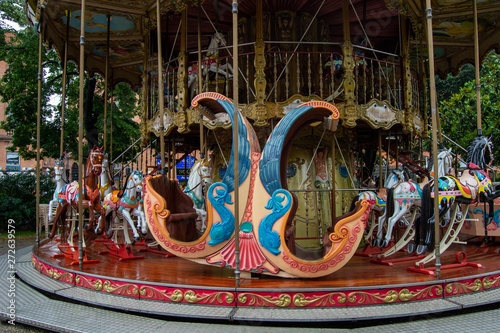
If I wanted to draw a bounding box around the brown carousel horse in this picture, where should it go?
[49,146,106,240]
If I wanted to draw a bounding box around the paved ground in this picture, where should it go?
[3,239,500,332]
[0,235,37,256]
[1,236,52,332]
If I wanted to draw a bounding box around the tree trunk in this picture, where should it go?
[84,77,99,148]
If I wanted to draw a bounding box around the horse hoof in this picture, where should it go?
[379,240,387,249]
[416,245,427,255]
[408,243,416,254]
[440,219,449,227]
[371,238,378,248]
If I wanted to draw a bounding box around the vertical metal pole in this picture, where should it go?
[109,87,113,162]
[232,0,241,288]
[157,0,165,173]
[473,0,482,136]
[330,135,336,225]
[378,130,383,188]
[425,0,441,279]
[36,19,43,248]
[78,0,86,270]
[104,14,110,151]
[198,5,204,159]
[60,12,70,157]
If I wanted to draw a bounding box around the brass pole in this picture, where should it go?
[109,87,113,162]
[172,134,176,179]
[104,14,110,151]
[198,5,204,158]
[331,135,336,225]
[36,19,43,248]
[60,12,70,157]
[78,0,86,270]
[473,0,482,136]
[157,0,165,173]
[232,0,241,288]
[342,0,351,42]
[425,0,441,279]
[378,130,383,188]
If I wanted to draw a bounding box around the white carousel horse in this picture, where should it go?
[100,170,146,243]
[375,147,453,248]
[48,157,68,223]
[184,158,212,231]
[98,155,114,199]
[358,168,405,244]
[188,32,233,95]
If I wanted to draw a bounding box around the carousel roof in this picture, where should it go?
[27,0,500,88]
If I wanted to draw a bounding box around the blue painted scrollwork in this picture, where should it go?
[258,189,292,255]
[208,182,235,246]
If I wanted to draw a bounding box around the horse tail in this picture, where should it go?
[385,187,395,221]
[418,183,433,245]
[349,193,359,212]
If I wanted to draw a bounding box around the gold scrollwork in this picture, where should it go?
[398,285,443,301]
[293,292,347,307]
[483,276,500,290]
[139,286,183,302]
[445,279,482,295]
[53,271,73,283]
[102,280,139,296]
[184,290,234,304]
[238,293,292,307]
[348,285,443,304]
[75,275,103,291]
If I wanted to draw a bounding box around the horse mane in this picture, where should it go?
[466,136,493,169]
[427,147,443,172]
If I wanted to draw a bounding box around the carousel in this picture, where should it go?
[24,0,500,320]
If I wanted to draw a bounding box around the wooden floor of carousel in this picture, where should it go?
[20,231,500,323]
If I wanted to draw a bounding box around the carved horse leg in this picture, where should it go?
[49,202,69,239]
[379,204,409,249]
[373,211,387,247]
[121,209,140,243]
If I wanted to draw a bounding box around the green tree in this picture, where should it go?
[0,171,54,231]
[438,52,500,159]
[0,2,141,161]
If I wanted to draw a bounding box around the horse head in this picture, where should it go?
[88,146,104,177]
[428,146,453,178]
[129,170,144,194]
[54,157,66,182]
[467,136,495,169]
[198,158,213,186]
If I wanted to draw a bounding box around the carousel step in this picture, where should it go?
[4,246,500,332]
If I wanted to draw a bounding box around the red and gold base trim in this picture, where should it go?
[31,253,500,308]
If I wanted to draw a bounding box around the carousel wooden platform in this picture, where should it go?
[25,233,500,317]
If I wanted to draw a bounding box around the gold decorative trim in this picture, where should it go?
[183,290,234,304]
[75,275,103,291]
[483,276,500,290]
[238,293,292,307]
[139,286,184,302]
[348,285,443,304]
[445,279,482,295]
[102,280,139,296]
[53,271,74,283]
[293,292,347,307]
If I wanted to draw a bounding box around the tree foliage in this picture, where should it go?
[0,2,141,161]
[0,171,54,231]
[438,52,500,160]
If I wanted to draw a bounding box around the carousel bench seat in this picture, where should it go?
[148,175,199,242]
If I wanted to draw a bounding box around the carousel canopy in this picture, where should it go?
[27,0,500,88]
